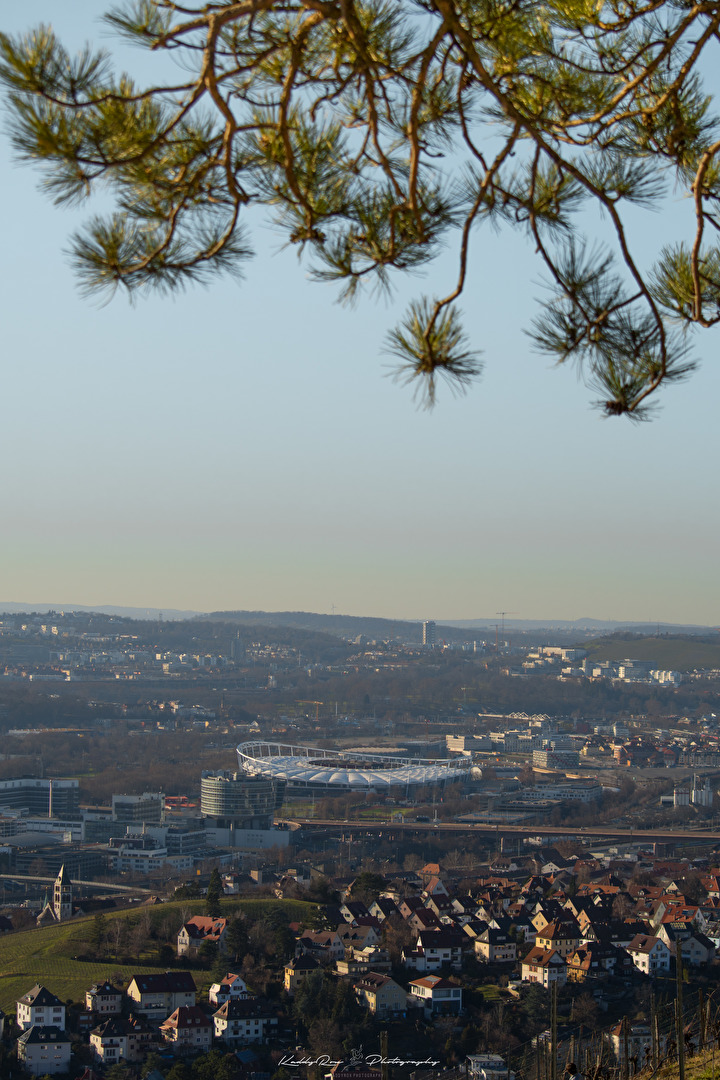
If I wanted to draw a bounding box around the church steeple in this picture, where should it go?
[53,864,73,921]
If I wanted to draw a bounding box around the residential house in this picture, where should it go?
[16,1026,72,1076]
[89,1018,128,1065]
[534,919,581,958]
[408,975,462,1017]
[125,1016,157,1061]
[369,898,399,922]
[85,981,123,1017]
[212,997,278,1044]
[657,924,715,964]
[531,902,566,933]
[467,1054,514,1080]
[126,972,197,1019]
[398,897,425,920]
[419,862,445,883]
[337,923,381,949]
[606,1023,652,1065]
[521,947,567,987]
[208,973,249,1006]
[177,916,228,957]
[566,943,632,982]
[425,894,456,921]
[584,919,644,949]
[353,972,406,1018]
[677,931,715,965]
[160,1006,213,1054]
[626,935,671,975]
[474,928,517,964]
[296,930,345,964]
[422,875,449,899]
[17,986,66,1032]
[701,876,720,900]
[704,918,720,949]
[463,918,490,942]
[450,896,478,922]
[339,900,371,924]
[404,929,465,971]
[335,955,377,978]
[342,945,391,973]
[652,901,700,929]
[284,954,320,995]
[405,908,442,933]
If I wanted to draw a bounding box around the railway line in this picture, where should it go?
[279,817,720,843]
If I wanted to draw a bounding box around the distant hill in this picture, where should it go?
[583,633,720,670]
[201,609,441,642]
[0,602,199,620]
[0,603,713,645]
[446,617,714,634]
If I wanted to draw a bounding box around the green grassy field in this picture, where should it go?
[0,917,156,1013]
[0,898,316,1014]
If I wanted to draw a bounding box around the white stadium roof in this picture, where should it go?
[237,741,470,789]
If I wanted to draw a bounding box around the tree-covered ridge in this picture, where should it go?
[2,0,720,416]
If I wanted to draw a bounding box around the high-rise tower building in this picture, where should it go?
[422,620,436,647]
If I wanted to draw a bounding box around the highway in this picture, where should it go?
[278,817,720,843]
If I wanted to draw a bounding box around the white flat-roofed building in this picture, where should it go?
[467,1054,515,1080]
[408,975,462,1017]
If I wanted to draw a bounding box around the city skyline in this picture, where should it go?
[2,0,719,627]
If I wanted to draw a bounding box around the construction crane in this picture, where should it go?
[495,610,518,653]
[297,700,323,723]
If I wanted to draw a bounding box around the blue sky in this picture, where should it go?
[1,1,719,624]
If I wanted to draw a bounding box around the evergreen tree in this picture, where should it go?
[3,0,720,416]
[205,868,223,918]
[225,915,249,961]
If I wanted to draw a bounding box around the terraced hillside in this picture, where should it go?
[0,898,314,1013]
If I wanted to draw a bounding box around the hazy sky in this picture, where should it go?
[2,1,719,625]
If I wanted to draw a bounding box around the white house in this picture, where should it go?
[16,987,66,1032]
[408,975,462,1017]
[177,916,228,957]
[17,1026,71,1075]
[89,1018,128,1065]
[404,930,464,972]
[126,972,196,1018]
[208,972,249,1006]
[626,935,670,976]
[212,997,278,1044]
[521,947,567,987]
[85,981,123,1016]
[467,1054,515,1080]
[605,1023,652,1065]
[474,929,517,964]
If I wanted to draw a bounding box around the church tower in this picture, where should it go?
[53,864,73,921]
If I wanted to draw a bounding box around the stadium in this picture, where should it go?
[236,741,472,795]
